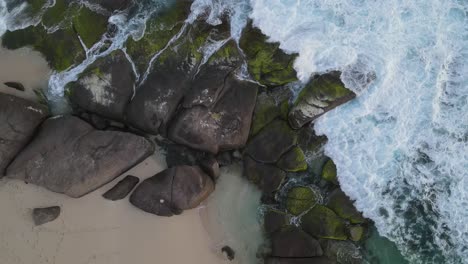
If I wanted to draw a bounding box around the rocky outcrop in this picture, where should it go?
[169,74,258,153]
[246,120,297,163]
[6,116,154,198]
[32,206,61,226]
[68,51,135,121]
[289,72,355,129]
[130,165,214,216]
[102,175,140,201]
[271,227,323,258]
[0,93,49,175]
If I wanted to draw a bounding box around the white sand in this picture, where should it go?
[0,45,51,101]
[0,151,228,264]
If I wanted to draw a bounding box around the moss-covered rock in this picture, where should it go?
[320,240,364,264]
[72,5,108,47]
[286,186,317,216]
[2,25,84,71]
[239,23,298,87]
[125,1,192,73]
[289,72,355,129]
[246,120,297,163]
[301,205,347,240]
[322,159,338,185]
[349,225,365,242]
[327,189,366,224]
[277,146,307,172]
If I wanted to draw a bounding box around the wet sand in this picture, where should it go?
[0,150,228,264]
[0,45,51,101]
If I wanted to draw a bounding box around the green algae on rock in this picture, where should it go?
[277,146,307,172]
[301,205,347,240]
[327,189,366,224]
[72,5,108,48]
[239,23,298,87]
[289,71,356,129]
[322,159,338,185]
[286,186,317,216]
[349,225,365,242]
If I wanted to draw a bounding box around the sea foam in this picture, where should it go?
[249,0,467,263]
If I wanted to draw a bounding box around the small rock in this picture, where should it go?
[221,246,235,261]
[277,146,308,172]
[349,225,366,242]
[102,175,140,201]
[246,120,297,163]
[33,206,61,226]
[4,81,25,91]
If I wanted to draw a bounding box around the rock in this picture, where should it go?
[322,159,338,185]
[327,189,366,224]
[271,227,323,258]
[244,156,285,202]
[349,225,365,242]
[246,120,297,163]
[88,0,134,11]
[277,146,308,172]
[130,165,214,216]
[0,93,49,175]
[289,72,355,129]
[32,206,61,226]
[221,246,235,261]
[102,175,140,201]
[320,240,363,264]
[169,74,258,153]
[301,205,347,240]
[6,116,153,197]
[199,156,220,181]
[264,209,289,234]
[298,128,328,154]
[69,50,135,121]
[286,186,318,216]
[4,82,25,91]
[265,257,335,264]
[239,23,298,87]
[164,144,205,167]
[250,88,292,136]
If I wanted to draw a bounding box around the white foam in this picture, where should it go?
[248,0,467,262]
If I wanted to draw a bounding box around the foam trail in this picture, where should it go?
[248,0,467,262]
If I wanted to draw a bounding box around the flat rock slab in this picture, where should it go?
[246,120,297,163]
[0,93,48,175]
[6,116,154,198]
[102,175,140,201]
[33,206,61,226]
[130,165,214,216]
[169,75,258,154]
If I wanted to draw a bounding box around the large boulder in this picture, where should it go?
[277,146,308,172]
[245,120,297,163]
[130,165,214,216]
[286,186,318,216]
[69,50,135,120]
[244,156,285,202]
[239,23,298,87]
[169,74,258,153]
[6,116,154,197]
[289,72,355,129]
[0,93,48,175]
[301,205,347,240]
[271,227,323,258]
[326,189,366,224]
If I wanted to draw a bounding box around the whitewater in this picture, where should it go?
[1,0,467,263]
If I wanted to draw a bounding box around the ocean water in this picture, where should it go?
[1,0,467,263]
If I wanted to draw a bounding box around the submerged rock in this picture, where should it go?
[289,72,356,129]
[322,159,338,185]
[130,165,214,216]
[0,93,49,175]
[69,50,135,121]
[102,175,140,201]
[271,227,323,258]
[286,186,318,216]
[301,205,347,240]
[6,116,153,197]
[277,146,308,172]
[246,120,297,163]
[327,189,366,224]
[32,206,61,226]
[240,23,298,87]
[169,74,258,153]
